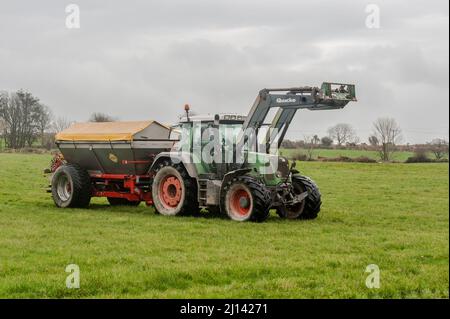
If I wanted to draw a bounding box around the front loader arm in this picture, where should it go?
[239,82,356,151]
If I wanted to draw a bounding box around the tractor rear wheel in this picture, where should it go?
[51,164,91,208]
[277,175,321,220]
[222,176,271,222]
[107,197,141,206]
[151,160,199,216]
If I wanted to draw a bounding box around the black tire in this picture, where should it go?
[278,175,321,220]
[51,164,91,208]
[296,175,321,219]
[151,160,199,216]
[107,197,141,206]
[221,175,271,222]
[276,176,307,219]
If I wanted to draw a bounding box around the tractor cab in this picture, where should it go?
[173,112,247,154]
[172,112,251,178]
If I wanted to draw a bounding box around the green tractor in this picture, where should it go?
[149,82,356,221]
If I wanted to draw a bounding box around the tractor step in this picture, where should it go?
[197,179,221,207]
[198,179,208,206]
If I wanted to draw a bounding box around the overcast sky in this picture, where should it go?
[0,0,448,143]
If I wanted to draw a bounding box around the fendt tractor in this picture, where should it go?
[48,82,356,222]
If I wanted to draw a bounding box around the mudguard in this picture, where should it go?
[150,151,198,178]
[219,168,252,199]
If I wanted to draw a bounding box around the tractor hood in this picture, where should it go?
[245,151,289,179]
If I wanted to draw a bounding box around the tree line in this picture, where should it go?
[0,90,116,149]
[282,118,449,162]
[1,89,448,160]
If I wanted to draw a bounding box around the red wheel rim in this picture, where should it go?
[229,188,251,216]
[159,174,183,208]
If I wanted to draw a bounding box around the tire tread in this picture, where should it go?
[152,160,199,215]
[292,175,321,219]
[52,164,91,208]
[221,175,271,222]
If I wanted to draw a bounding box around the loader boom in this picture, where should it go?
[240,82,356,151]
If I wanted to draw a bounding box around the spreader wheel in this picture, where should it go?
[151,160,198,216]
[222,176,271,222]
[51,164,91,208]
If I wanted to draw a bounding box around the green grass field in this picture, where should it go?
[0,153,448,298]
[280,148,422,162]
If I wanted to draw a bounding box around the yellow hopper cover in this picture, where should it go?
[55,121,166,141]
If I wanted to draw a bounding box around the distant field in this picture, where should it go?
[0,153,448,298]
[280,148,419,162]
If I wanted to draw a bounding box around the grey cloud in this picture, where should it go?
[0,0,448,143]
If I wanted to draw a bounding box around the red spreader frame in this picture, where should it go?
[49,155,155,205]
[90,173,154,205]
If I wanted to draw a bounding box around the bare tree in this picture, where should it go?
[429,138,449,160]
[36,104,53,146]
[304,135,319,160]
[327,123,357,146]
[0,90,42,148]
[89,112,116,122]
[52,116,73,133]
[373,117,402,161]
[0,118,5,150]
[368,135,379,146]
[321,136,333,147]
[313,134,320,145]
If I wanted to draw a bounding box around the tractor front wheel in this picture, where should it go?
[277,175,322,220]
[151,161,198,216]
[222,176,271,222]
